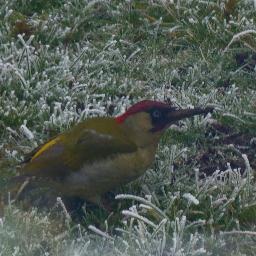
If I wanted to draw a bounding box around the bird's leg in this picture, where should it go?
[85,195,114,213]
[101,196,114,213]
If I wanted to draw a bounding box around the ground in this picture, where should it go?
[0,0,256,255]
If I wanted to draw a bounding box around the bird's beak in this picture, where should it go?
[167,107,213,123]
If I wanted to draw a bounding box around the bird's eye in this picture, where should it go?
[152,110,161,119]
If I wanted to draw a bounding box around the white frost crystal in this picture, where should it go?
[183,193,199,205]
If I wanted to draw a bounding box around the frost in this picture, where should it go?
[188,18,197,24]
[0,0,256,255]
[183,193,199,205]
[19,124,34,140]
[223,29,256,53]
[88,225,113,240]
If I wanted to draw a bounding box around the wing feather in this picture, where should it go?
[21,135,61,163]
[21,120,137,179]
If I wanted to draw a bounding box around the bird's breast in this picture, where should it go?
[66,145,157,198]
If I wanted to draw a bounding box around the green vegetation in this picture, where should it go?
[0,0,256,255]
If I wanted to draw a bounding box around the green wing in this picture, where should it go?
[21,118,137,179]
[21,135,59,164]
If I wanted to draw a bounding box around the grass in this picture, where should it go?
[0,0,256,255]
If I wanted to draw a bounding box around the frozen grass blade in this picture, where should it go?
[0,0,256,255]
[122,210,157,229]
[116,194,168,219]
[88,225,113,240]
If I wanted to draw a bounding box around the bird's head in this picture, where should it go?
[116,100,212,147]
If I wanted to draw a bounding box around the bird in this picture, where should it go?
[13,100,212,206]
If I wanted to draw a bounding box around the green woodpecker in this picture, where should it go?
[18,100,212,205]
